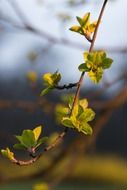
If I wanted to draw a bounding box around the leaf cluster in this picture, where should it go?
[1,148,15,161]
[1,126,48,160]
[14,126,48,153]
[79,51,113,83]
[56,96,95,135]
[70,12,97,41]
[40,71,61,96]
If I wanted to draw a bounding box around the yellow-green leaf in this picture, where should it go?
[69,25,82,33]
[43,73,53,86]
[33,126,42,141]
[62,117,74,128]
[1,148,15,161]
[79,99,88,110]
[81,123,93,135]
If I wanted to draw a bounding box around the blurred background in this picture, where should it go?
[0,0,127,189]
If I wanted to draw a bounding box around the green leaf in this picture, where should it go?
[41,71,61,96]
[69,25,83,35]
[70,12,97,39]
[102,58,113,69]
[76,16,83,26]
[79,99,88,110]
[78,63,90,72]
[62,117,74,128]
[21,130,36,148]
[15,135,23,144]
[40,87,53,96]
[35,137,48,148]
[78,108,95,122]
[82,12,90,28]
[1,148,15,161]
[33,126,42,141]
[55,104,70,123]
[13,143,26,150]
[81,123,93,135]
[88,68,103,84]
[51,71,61,85]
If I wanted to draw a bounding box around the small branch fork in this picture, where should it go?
[55,82,78,90]
[6,0,109,166]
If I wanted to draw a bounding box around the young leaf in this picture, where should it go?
[76,16,83,26]
[81,123,93,135]
[102,58,113,69]
[21,130,36,148]
[15,135,23,144]
[70,12,96,40]
[88,67,103,83]
[43,73,54,86]
[62,117,74,128]
[69,26,83,35]
[51,71,61,85]
[41,71,61,96]
[82,12,90,28]
[78,63,90,72]
[35,137,48,148]
[33,126,42,141]
[79,99,88,110]
[78,108,95,122]
[40,87,52,96]
[1,148,15,161]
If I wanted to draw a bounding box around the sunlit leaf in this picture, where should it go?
[33,126,42,141]
[21,130,36,148]
[62,117,74,128]
[1,148,15,161]
[78,108,95,122]
[81,123,93,135]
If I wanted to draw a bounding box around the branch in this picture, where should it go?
[70,0,109,112]
[1,0,109,166]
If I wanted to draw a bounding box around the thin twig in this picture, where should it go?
[55,82,78,90]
